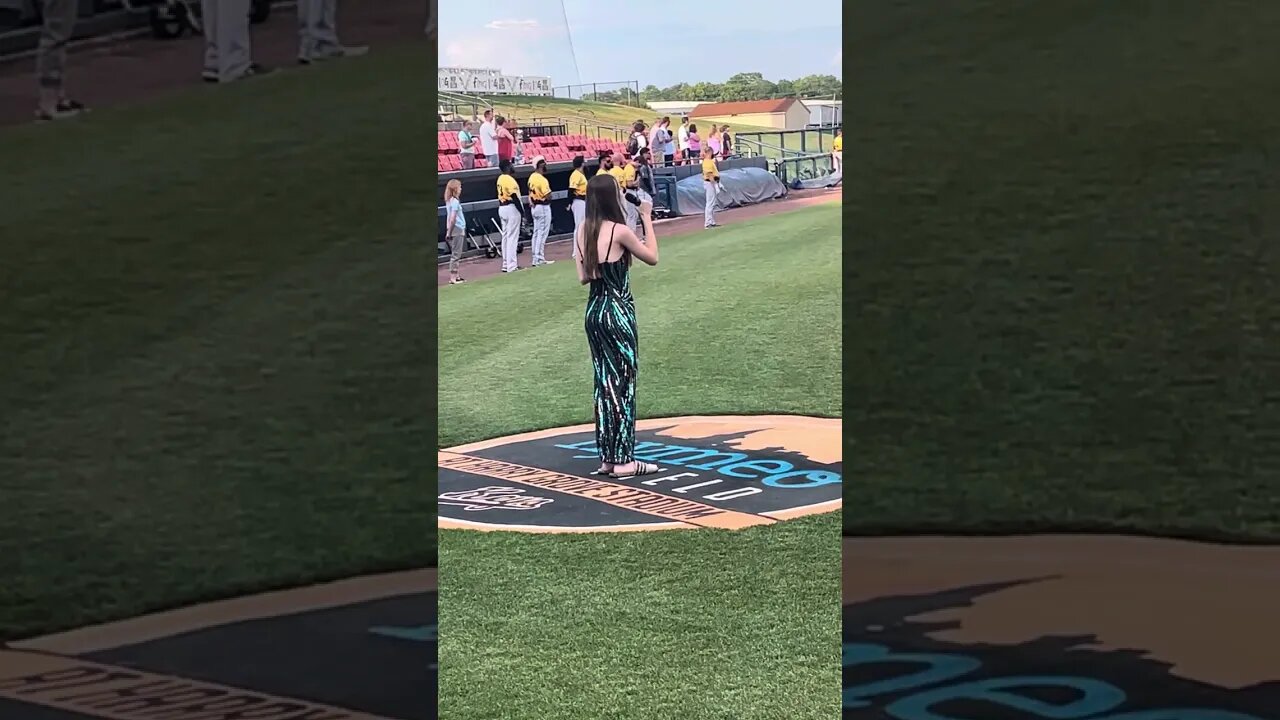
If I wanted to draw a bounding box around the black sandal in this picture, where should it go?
[610,461,660,479]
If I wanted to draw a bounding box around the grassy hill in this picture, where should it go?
[847,1,1280,541]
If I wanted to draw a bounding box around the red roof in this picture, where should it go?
[689,98,803,118]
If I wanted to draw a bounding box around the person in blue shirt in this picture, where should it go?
[444,179,467,284]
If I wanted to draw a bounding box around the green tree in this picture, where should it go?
[720,72,778,102]
[791,74,842,99]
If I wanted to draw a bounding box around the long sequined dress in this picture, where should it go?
[584,225,637,464]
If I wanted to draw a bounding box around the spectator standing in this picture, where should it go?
[707,124,722,158]
[457,120,476,169]
[495,116,515,163]
[677,116,691,164]
[633,148,655,209]
[33,0,86,120]
[661,118,676,166]
[201,0,271,83]
[296,0,367,64]
[444,179,467,284]
[719,125,732,159]
[628,121,648,156]
[687,123,701,159]
[478,109,499,165]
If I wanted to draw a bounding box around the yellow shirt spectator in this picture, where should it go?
[701,157,719,182]
[569,169,588,198]
[608,166,626,188]
[832,136,843,152]
[497,173,519,203]
[620,163,637,188]
[528,171,551,203]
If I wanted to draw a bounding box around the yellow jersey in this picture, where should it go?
[607,166,626,188]
[620,163,637,188]
[701,158,718,182]
[496,173,519,203]
[832,136,843,152]
[569,169,588,198]
[528,171,551,203]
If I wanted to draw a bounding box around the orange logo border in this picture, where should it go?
[438,415,842,533]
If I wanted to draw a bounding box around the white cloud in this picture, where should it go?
[484,18,541,31]
[442,17,563,75]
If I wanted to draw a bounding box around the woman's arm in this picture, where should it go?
[617,204,659,266]
[446,210,457,231]
[574,228,589,284]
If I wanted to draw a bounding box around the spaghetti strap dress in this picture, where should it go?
[584,224,638,464]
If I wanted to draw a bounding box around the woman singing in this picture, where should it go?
[574,173,661,479]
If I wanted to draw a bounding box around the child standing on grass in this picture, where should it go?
[701,147,720,229]
[444,179,467,284]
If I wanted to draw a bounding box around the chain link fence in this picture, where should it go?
[550,81,642,108]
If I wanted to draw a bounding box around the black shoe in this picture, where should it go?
[35,99,86,121]
[235,63,274,80]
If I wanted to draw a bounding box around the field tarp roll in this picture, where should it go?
[793,169,842,190]
[674,167,788,216]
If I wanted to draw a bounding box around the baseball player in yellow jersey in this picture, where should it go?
[527,157,555,267]
[701,147,721,228]
[831,128,843,173]
[495,159,523,273]
[568,155,588,258]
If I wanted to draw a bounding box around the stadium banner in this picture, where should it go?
[439,67,551,96]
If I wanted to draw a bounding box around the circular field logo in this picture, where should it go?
[438,415,841,533]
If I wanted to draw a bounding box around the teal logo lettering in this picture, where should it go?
[843,642,1269,720]
[556,439,841,488]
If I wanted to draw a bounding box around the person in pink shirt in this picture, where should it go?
[687,124,702,156]
[706,124,722,157]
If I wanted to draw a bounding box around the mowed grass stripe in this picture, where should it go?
[847,2,1280,540]
[0,43,433,640]
[438,205,842,719]
[438,203,842,448]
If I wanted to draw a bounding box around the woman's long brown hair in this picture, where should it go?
[580,173,627,279]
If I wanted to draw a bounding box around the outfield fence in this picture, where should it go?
[551,81,642,107]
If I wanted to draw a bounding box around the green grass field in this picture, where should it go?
[848,1,1280,541]
[0,42,433,640]
[438,205,842,719]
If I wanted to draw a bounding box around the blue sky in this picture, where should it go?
[439,0,842,90]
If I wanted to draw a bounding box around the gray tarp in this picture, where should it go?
[792,169,842,190]
[674,167,788,216]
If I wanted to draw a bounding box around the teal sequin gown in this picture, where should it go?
[584,226,638,464]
